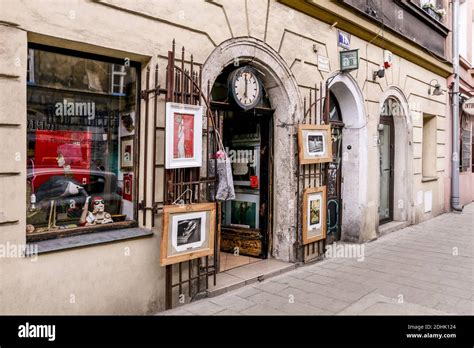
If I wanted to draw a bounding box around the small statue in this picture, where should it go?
[80,196,113,226]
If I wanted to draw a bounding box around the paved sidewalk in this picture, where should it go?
[162,204,474,315]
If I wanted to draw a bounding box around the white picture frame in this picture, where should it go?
[165,102,203,169]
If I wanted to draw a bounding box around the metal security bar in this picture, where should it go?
[139,40,220,310]
[296,83,328,263]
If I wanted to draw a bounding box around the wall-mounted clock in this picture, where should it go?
[228,67,262,110]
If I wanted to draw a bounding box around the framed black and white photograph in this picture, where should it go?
[165,102,203,169]
[160,202,216,266]
[298,125,332,164]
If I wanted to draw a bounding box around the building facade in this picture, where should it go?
[0,0,454,314]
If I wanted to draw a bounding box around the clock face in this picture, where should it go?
[230,68,261,110]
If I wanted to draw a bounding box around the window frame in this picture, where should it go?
[421,113,438,180]
[26,43,142,242]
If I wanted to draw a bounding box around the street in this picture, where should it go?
[163,204,474,315]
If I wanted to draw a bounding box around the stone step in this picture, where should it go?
[207,259,297,298]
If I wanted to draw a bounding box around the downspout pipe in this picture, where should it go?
[451,0,463,212]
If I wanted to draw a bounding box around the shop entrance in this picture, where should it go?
[210,65,274,271]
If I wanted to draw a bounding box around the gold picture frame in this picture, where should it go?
[160,202,216,266]
[297,124,332,164]
[302,186,327,244]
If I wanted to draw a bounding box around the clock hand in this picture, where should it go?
[244,74,248,99]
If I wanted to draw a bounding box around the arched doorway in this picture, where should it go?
[202,37,303,262]
[210,64,274,267]
[378,88,413,227]
[329,74,371,242]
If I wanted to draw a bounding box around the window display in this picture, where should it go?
[26,46,138,237]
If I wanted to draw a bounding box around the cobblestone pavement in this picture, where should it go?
[162,204,474,315]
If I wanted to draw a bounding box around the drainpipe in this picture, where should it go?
[451,0,463,212]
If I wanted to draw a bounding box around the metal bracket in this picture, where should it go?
[138,201,161,214]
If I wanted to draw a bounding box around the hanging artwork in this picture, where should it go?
[123,173,133,201]
[297,125,332,164]
[120,136,134,169]
[165,102,203,169]
[160,202,216,266]
[224,192,259,229]
[302,186,327,244]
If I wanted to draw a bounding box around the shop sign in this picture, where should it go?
[337,30,351,49]
[317,55,330,73]
[462,97,474,115]
[340,49,359,71]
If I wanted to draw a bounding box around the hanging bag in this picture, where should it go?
[208,110,235,201]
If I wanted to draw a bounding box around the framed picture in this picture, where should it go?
[297,125,332,164]
[123,173,133,201]
[120,136,134,169]
[160,202,216,266]
[224,192,259,229]
[302,186,327,244]
[165,102,203,169]
[229,144,260,187]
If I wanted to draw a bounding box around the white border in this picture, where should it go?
[165,102,203,169]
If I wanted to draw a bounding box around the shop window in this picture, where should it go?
[26,46,139,238]
[422,114,437,179]
[27,49,35,84]
[460,112,471,172]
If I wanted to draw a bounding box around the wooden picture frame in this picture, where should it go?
[120,136,134,169]
[302,186,327,244]
[160,202,216,266]
[165,102,203,169]
[297,124,332,164]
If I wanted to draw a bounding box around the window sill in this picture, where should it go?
[26,221,138,243]
[26,227,153,256]
[422,176,438,183]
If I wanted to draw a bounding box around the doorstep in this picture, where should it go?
[207,259,296,298]
[378,220,410,236]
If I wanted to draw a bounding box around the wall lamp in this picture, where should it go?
[428,79,443,96]
[372,67,385,81]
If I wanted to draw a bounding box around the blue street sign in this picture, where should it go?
[338,30,351,49]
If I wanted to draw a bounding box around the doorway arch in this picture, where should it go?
[378,87,413,226]
[202,37,303,262]
[329,74,370,242]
